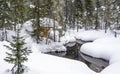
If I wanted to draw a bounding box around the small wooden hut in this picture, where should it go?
[39,18,61,37]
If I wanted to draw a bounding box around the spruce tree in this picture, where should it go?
[30,0,41,43]
[94,0,101,29]
[74,0,84,31]
[84,0,94,30]
[0,0,11,40]
[4,28,32,74]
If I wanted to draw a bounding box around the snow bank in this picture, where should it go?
[61,29,114,46]
[80,37,120,74]
[24,53,96,74]
[76,30,113,41]
[60,29,78,45]
[36,42,66,53]
[81,37,120,62]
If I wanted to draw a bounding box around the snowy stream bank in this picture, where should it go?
[47,41,109,72]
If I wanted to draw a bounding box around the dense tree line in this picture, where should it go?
[0,0,120,40]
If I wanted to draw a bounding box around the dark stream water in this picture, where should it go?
[46,43,109,72]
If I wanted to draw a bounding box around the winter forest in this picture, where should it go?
[0,0,120,74]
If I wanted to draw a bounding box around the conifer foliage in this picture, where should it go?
[4,28,32,74]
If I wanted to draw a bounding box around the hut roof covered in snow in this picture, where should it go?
[40,18,60,28]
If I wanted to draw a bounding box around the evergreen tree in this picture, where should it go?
[74,0,84,31]
[103,0,113,33]
[30,0,41,43]
[63,0,68,31]
[4,28,32,74]
[94,0,101,29]
[84,0,94,30]
[63,0,74,29]
[8,0,27,31]
[0,0,11,40]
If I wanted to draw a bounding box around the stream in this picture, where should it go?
[46,42,109,72]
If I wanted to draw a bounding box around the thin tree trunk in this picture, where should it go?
[36,0,41,43]
[5,28,7,41]
[53,18,56,42]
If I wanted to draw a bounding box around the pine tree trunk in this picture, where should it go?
[64,0,68,31]
[36,0,41,43]
[53,18,56,42]
[17,64,20,74]
[5,28,7,41]
[1,17,4,41]
[95,8,99,30]
[77,19,79,32]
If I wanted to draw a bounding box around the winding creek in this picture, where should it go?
[46,40,109,72]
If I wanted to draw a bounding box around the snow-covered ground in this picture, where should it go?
[0,41,96,74]
[24,53,95,74]
[62,28,120,74]
[81,37,120,74]
[75,30,114,41]
[61,29,116,45]
[1,19,120,74]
